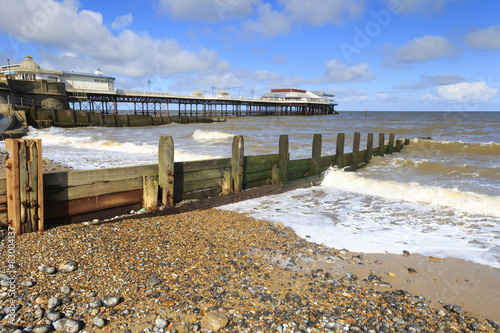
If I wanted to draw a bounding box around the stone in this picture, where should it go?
[58,260,78,273]
[89,300,102,309]
[92,317,105,328]
[48,297,61,309]
[20,280,37,287]
[200,312,229,332]
[60,286,71,294]
[101,295,121,307]
[53,319,82,333]
[155,318,168,329]
[284,292,301,304]
[147,275,161,286]
[32,324,54,333]
[0,273,10,281]
[46,309,63,322]
[0,325,22,333]
[444,304,465,315]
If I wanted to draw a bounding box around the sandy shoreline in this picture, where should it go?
[0,209,499,332]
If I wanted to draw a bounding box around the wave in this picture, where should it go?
[192,129,234,142]
[27,131,158,155]
[410,138,500,156]
[321,167,500,218]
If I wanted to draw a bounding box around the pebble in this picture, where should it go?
[0,209,497,333]
[92,317,105,328]
[32,324,54,333]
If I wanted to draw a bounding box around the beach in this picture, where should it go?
[1,208,499,332]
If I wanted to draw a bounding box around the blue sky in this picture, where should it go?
[1,0,500,111]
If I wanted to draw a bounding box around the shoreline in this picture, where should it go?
[1,209,499,332]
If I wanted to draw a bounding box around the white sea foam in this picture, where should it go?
[321,167,500,218]
[192,129,234,142]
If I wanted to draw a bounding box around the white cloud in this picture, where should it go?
[0,0,229,78]
[278,0,365,26]
[240,3,291,37]
[395,73,466,90]
[158,0,259,22]
[111,13,133,30]
[388,0,457,15]
[423,82,498,103]
[393,35,460,63]
[464,25,500,51]
[324,60,375,82]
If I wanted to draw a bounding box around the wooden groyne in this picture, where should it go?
[0,133,409,235]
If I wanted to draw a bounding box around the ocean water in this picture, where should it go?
[2,111,499,268]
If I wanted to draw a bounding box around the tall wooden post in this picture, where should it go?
[336,133,345,169]
[388,134,395,154]
[378,133,385,156]
[366,133,373,162]
[231,135,244,193]
[352,132,360,169]
[158,136,174,207]
[5,139,44,236]
[279,135,289,183]
[311,134,322,175]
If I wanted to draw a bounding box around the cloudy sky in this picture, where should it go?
[0,0,499,111]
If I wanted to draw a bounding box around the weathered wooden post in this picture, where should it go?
[311,134,322,175]
[378,133,385,156]
[336,133,345,169]
[395,139,402,152]
[158,136,174,207]
[143,176,159,212]
[279,135,289,183]
[388,134,395,154]
[231,135,244,193]
[404,138,410,145]
[351,132,360,169]
[5,139,44,236]
[366,133,373,162]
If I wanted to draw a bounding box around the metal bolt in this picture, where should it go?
[6,163,12,170]
[25,185,32,192]
[31,200,38,208]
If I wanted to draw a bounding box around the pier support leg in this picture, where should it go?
[378,133,385,156]
[366,133,373,162]
[351,132,360,169]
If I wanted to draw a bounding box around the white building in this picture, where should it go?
[0,55,116,92]
[262,88,337,105]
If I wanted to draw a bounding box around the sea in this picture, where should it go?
[3,111,499,269]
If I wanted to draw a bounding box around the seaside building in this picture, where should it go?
[0,56,115,92]
[262,88,337,106]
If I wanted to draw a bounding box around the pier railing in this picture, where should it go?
[0,133,409,235]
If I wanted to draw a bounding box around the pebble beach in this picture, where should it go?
[1,208,500,333]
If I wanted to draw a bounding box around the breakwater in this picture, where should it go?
[1,132,407,235]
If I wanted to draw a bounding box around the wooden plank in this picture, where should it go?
[311,134,322,175]
[279,135,289,182]
[289,158,312,168]
[45,178,144,202]
[45,190,143,220]
[0,178,6,195]
[231,135,244,193]
[181,158,231,173]
[181,178,223,193]
[245,154,279,166]
[271,164,279,185]
[28,140,40,233]
[244,170,272,183]
[43,164,158,188]
[5,139,21,236]
[244,178,271,190]
[19,141,29,233]
[182,168,228,183]
[288,164,311,174]
[143,176,159,212]
[35,139,44,233]
[336,133,345,169]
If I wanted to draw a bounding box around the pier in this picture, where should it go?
[67,88,337,117]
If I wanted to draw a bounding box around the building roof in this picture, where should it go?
[19,55,40,70]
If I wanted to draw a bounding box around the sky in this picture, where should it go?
[0,0,500,111]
